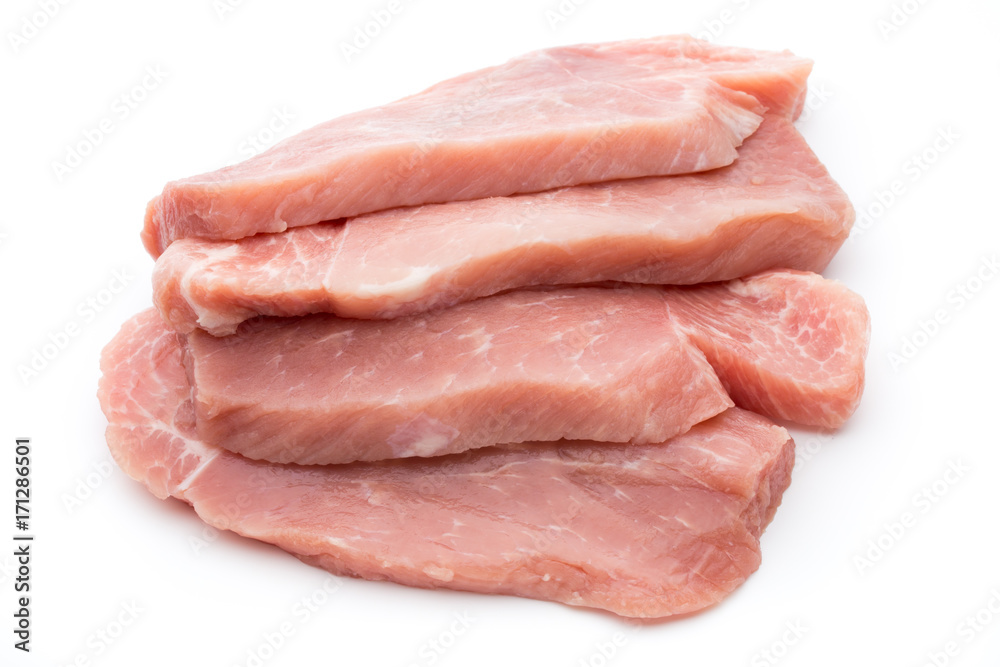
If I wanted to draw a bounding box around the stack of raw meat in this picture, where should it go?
[98,35,869,619]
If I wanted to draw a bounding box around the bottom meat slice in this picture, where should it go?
[98,309,794,618]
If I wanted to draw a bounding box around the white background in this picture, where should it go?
[3,0,999,665]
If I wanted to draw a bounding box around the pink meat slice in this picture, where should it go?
[97,309,795,618]
[141,35,814,257]
[665,270,871,429]
[182,271,868,466]
[153,116,852,336]
[185,288,733,465]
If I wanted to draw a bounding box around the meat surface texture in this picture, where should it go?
[665,270,870,429]
[181,271,868,466]
[153,116,853,336]
[97,308,795,618]
[142,36,814,257]
[185,288,733,465]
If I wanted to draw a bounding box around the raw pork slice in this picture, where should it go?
[664,270,870,429]
[142,35,813,256]
[97,309,795,618]
[153,116,852,335]
[184,289,732,464]
[182,272,868,466]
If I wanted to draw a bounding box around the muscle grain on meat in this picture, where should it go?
[664,270,870,428]
[178,272,867,467]
[184,288,733,464]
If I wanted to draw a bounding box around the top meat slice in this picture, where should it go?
[141,35,813,257]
